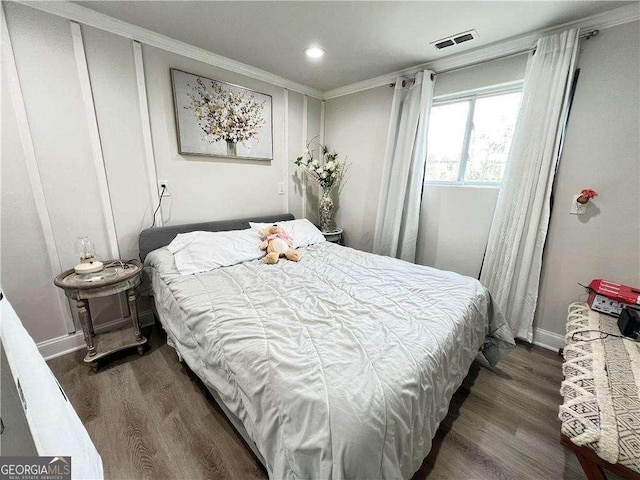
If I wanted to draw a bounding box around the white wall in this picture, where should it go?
[416,186,499,278]
[324,85,394,251]
[323,21,640,341]
[0,67,69,343]
[535,20,640,335]
[143,45,288,224]
[433,53,528,97]
[1,3,321,348]
[83,26,151,261]
[3,5,112,272]
[2,3,122,333]
[287,91,304,219]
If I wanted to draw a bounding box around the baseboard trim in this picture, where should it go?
[532,327,566,352]
[38,310,155,361]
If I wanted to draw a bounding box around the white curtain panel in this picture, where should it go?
[480,28,580,341]
[373,70,434,262]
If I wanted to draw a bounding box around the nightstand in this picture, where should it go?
[54,259,147,371]
[322,228,344,245]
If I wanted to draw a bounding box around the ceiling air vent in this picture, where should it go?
[434,39,455,50]
[453,33,474,44]
[431,29,479,50]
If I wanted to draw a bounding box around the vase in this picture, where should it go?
[319,188,335,233]
[226,140,237,157]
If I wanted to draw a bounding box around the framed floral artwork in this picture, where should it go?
[170,69,273,160]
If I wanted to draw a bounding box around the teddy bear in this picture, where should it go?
[258,225,301,264]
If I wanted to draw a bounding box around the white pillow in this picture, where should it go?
[249,218,325,248]
[167,229,264,275]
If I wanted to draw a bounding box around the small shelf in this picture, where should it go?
[83,324,146,364]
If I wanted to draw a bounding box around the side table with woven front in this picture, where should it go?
[54,260,147,371]
[559,303,640,480]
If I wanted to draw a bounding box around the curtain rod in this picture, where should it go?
[390,29,599,88]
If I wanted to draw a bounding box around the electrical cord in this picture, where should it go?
[151,185,166,228]
[103,260,127,270]
[570,329,627,343]
[577,282,591,291]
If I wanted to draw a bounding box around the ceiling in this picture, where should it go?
[75,1,631,91]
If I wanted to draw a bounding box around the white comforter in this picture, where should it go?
[145,242,514,479]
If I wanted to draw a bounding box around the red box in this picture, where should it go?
[587,279,640,316]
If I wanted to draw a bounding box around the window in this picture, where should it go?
[425,87,522,185]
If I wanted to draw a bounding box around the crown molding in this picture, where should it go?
[323,3,640,100]
[11,1,639,101]
[14,0,324,99]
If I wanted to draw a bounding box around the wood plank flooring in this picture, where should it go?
[48,326,587,480]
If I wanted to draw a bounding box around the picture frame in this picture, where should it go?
[170,68,273,160]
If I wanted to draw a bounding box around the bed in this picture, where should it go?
[139,214,515,479]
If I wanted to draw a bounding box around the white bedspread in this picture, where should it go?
[145,242,514,479]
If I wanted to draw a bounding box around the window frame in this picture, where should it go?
[425,81,524,187]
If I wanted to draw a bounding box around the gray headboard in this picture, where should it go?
[138,213,295,261]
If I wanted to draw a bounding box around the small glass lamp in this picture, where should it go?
[74,236,104,274]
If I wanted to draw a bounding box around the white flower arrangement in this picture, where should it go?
[185,78,266,145]
[294,137,349,192]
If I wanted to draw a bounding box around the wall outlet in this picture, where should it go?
[569,195,586,215]
[158,181,171,197]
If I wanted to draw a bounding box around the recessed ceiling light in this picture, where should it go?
[304,46,326,60]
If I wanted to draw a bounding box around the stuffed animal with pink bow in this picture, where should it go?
[258,225,301,264]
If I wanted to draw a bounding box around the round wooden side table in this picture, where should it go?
[54,259,147,371]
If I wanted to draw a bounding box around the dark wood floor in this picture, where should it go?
[48,326,587,480]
